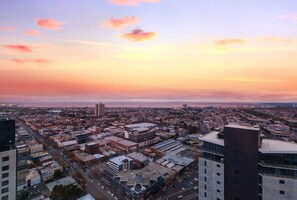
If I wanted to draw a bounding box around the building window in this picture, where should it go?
[217,198,220,200]
[204,169,207,174]
[204,192,207,197]
[2,173,9,179]
[279,180,285,184]
[2,156,9,162]
[235,169,239,175]
[1,187,8,194]
[217,164,220,168]
[279,190,285,195]
[1,195,8,200]
[1,180,8,186]
[217,181,220,184]
[204,161,207,166]
[217,173,220,176]
[204,177,207,182]
[204,185,207,190]
[2,166,9,171]
[217,189,221,193]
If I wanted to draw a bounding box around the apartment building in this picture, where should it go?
[0,119,17,200]
[199,124,297,200]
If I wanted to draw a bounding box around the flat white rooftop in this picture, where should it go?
[225,124,259,131]
[126,123,156,129]
[260,139,297,154]
[110,155,132,165]
[200,131,224,146]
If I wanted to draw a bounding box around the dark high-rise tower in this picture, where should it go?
[224,125,260,200]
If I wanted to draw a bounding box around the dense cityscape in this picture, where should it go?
[2,0,297,200]
[1,103,297,200]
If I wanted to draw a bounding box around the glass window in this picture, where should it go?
[279,190,285,195]
[1,195,8,200]
[1,180,8,186]
[2,166,9,171]
[1,187,8,194]
[2,173,9,179]
[2,156,9,162]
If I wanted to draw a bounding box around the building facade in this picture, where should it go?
[0,119,17,200]
[199,124,297,200]
[95,103,105,118]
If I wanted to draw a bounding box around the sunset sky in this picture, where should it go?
[1,0,297,103]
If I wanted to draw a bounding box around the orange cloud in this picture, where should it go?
[3,45,33,53]
[35,18,62,30]
[110,0,161,6]
[121,28,156,42]
[213,38,245,46]
[11,59,51,64]
[24,29,41,36]
[102,16,138,29]
[0,27,15,31]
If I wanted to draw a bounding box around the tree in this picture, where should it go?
[50,184,84,200]
[53,169,64,180]
[17,190,29,200]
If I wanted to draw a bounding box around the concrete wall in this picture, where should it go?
[199,157,224,200]
[262,175,297,200]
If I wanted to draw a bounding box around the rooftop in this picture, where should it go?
[200,131,224,146]
[46,176,77,192]
[225,124,260,131]
[109,155,132,165]
[260,139,297,154]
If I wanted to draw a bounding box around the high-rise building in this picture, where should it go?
[95,103,105,117]
[0,119,17,200]
[199,124,297,200]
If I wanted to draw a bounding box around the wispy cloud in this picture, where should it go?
[278,14,297,22]
[261,36,294,43]
[213,38,245,46]
[52,38,123,48]
[121,28,156,42]
[11,59,51,64]
[24,29,41,36]
[35,18,63,30]
[3,45,33,53]
[101,16,139,29]
[110,0,161,6]
[0,27,16,31]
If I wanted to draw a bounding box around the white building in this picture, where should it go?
[0,148,17,200]
[259,139,297,200]
[107,155,133,172]
[26,170,41,188]
[40,161,63,181]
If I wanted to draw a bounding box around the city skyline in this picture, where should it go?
[1,0,297,102]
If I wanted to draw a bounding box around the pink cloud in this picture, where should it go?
[0,27,16,31]
[102,16,139,29]
[213,38,245,46]
[12,59,51,64]
[121,28,156,42]
[35,19,62,30]
[3,45,33,53]
[278,14,297,21]
[24,29,41,36]
[110,0,161,6]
